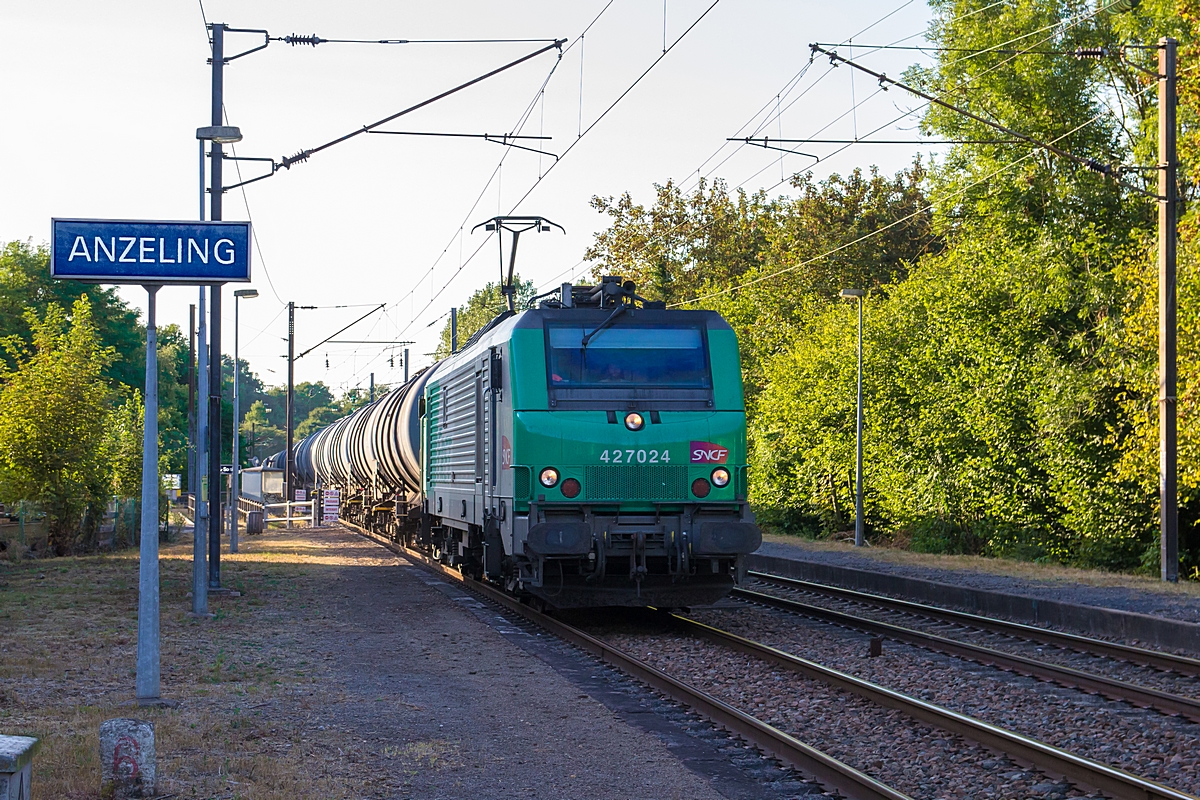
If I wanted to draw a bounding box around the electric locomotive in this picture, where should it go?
[289,277,761,608]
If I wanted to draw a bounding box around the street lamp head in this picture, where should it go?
[840,288,865,299]
[234,289,259,299]
[196,125,243,144]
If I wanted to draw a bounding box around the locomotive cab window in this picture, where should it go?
[544,321,714,410]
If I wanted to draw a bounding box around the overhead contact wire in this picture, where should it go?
[672,82,1154,308]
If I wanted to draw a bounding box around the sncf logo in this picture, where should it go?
[690,441,729,464]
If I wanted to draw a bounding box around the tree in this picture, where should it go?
[240,400,283,466]
[0,297,114,554]
[0,240,143,388]
[297,405,341,440]
[263,382,333,432]
[434,276,536,358]
[107,390,144,500]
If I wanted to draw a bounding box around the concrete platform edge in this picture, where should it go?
[746,553,1200,654]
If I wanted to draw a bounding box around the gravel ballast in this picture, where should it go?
[746,578,1200,701]
[685,602,1200,796]
[311,526,829,799]
[591,618,1098,800]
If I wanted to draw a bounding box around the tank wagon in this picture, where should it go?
[288,277,761,608]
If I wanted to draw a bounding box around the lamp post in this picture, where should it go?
[230,288,258,552]
[840,288,865,547]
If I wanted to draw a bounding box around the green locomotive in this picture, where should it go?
[296,277,760,608]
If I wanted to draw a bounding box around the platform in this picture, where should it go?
[748,535,1200,654]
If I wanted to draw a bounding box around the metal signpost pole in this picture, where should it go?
[231,290,258,551]
[187,304,196,500]
[839,288,866,545]
[194,289,209,615]
[1160,37,1179,582]
[208,23,226,591]
[854,295,864,548]
[135,285,161,704]
[286,301,295,504]
[231,293,240,553]
[404,347,410,383]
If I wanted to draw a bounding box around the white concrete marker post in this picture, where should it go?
[135,286,161,704]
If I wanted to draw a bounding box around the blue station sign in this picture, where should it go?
[51,218,252,283]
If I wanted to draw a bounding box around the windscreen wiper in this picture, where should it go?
[580,304,627,348]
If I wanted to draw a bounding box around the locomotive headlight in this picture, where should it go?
[711,467,731,488]
[539,467,560,488]
[624,412,645,431]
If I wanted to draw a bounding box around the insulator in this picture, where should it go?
[1074,47,1109,59]
[285,34,326,47]
[279,150,311,170]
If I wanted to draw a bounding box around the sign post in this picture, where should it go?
[136,285,160,704]
[51,217,250,703]
[322,489,340,524]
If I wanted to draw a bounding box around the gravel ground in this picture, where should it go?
[754,537,1200,623]
[394,560,827,800]
[685,603,1200,796]
[585,613,1098,800]
[747,578,1200,702]
[304,526,814,799]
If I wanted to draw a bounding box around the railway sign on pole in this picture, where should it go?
[51,219,251,284]
[322,489,340,523]
[50,216,250,705]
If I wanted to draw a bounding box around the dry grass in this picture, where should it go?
[763,531,1200,597]
[0,525,384,799]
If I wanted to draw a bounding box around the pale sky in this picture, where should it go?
[2,0,939,395]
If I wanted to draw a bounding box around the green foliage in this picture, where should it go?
[580,1,1198,573]
[156,324,191,487]
[0,298,114,553]
[241,400,283,465]
[434,276,536,358]
[297,405,342,440]
[0,241,144,388]
[107,390,144,500]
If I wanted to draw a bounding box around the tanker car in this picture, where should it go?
[285,277,761,608]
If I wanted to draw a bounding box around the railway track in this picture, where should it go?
[343,521,909,800]
[341,522,1200,800]
[748,572,1200,676]
[738,574,1200,721]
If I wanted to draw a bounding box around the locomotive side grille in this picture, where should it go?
[584,465,688,501]
[428,367,481,488]
[512,466,531,500]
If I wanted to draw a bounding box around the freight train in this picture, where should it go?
[280,277,761,608]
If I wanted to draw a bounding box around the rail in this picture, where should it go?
[733,586,1200,723]
[672,613,1200,800]
[339,521,911,800]
[749,572,1200,677]
[343,519,1200,800]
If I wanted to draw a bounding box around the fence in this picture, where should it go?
[0,501,47,552]
[185,493,315,529]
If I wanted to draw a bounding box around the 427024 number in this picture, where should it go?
[599,449,670,464]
